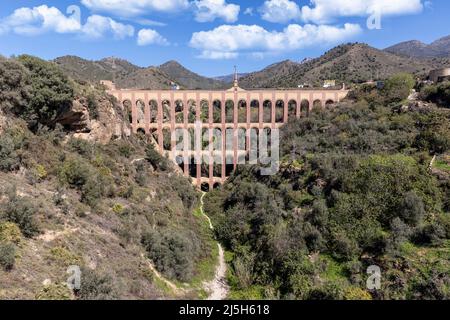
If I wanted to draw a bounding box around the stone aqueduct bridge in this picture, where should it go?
[106,84,349,190]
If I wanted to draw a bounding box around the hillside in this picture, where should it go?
[55,56,225,90]
[204,78,450,300]
[159,60,227,90]
[385,35,450,58]
[0,55,217,300]
[239,43,448,88]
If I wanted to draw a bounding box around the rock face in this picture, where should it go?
[57,94,131,144]
[56,100,91,132]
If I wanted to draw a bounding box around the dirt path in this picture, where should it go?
[200,193,229,300]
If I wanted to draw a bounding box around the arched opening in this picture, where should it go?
[213,183,221,189]
[188,156,196,177]
[213,164,222,178]
[275,100,284,123]
[300,100,310,117]
[225,100,234,123]
[288,100,297,119]
[313,100,322,110]
[175,100,183,123]
[249,127,259,160]
[201,183,210,192]
[237,128,246,150]
[325,99,334,109]
[137,128,146,137]
[213,100,221,123]
[161,100,170,123]
[149,100,158,123]
[162,128,171,151]
[225,164,234,176]
[136,100,145,124]
[188,99,196,123]
[201,100,209,123]
[238,100,247,123]
[250,100,259,123]
[123,100,132,123]
[263,100,272,123]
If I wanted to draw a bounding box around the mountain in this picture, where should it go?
[54,56,140,83]
[239,43,446,88]
[55,56,226,90]
[213,73,248,83]
[159,60,226,90]
[385,35,450,58]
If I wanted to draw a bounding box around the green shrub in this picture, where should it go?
[0,242,16,271]
[0,222,22,244]
[141,229,199,282]
[17,55,74,129]
[58,157,91,189]
[0,56,31,114]
[0,193,40,238]
[76,268,117,300]
[36,283,73,300]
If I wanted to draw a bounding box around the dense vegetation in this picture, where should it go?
[0,55,211,299]
[205,75,450,300]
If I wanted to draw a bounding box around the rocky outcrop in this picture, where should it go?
[56,100,91,132]
[71,95,131,144]
[55,94,131,144]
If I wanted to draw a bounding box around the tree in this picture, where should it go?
[17,55,74,129]
[382,73,415,104]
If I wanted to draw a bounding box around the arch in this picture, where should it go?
[275,100,284,123]
[123,99,132,123]
[162,128,171,151]
[263,100,272,123]
[175,99,183,123]
[288,100,297,119]
[162,100,171,123]
[213,164,222,178]
[300,100,310,117]
[201,183,210,192]
[237,128,247,150]
[325,99,335,109]
[213,100,222,123]
[225,100,234,123]
[313,99,322,110]
[149,100,158,123]
[136,100,145,124]
[201,163,209,178]
[136,128,146,136]
[250,100,259,123]
[188,156,196,177]
[225,164,234,176]
[238,100,247,123]
[200,100,209,123]
[187,99,196,123]
[213,182,221,189]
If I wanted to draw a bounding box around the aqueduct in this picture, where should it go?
[104,78,349,191]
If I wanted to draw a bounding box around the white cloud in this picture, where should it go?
[260,0,301,24]
[81,0,189,17]
[190,23,362,59]
[82,15,135,39]
[193,0,240,23]
[0,5,80,36]
[0,5,134,40]
[300,0,424,23]
[137,28,169,46]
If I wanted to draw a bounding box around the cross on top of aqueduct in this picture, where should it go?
[103,72,349,191]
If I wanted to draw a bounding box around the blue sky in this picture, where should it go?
[0,0,449,77]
